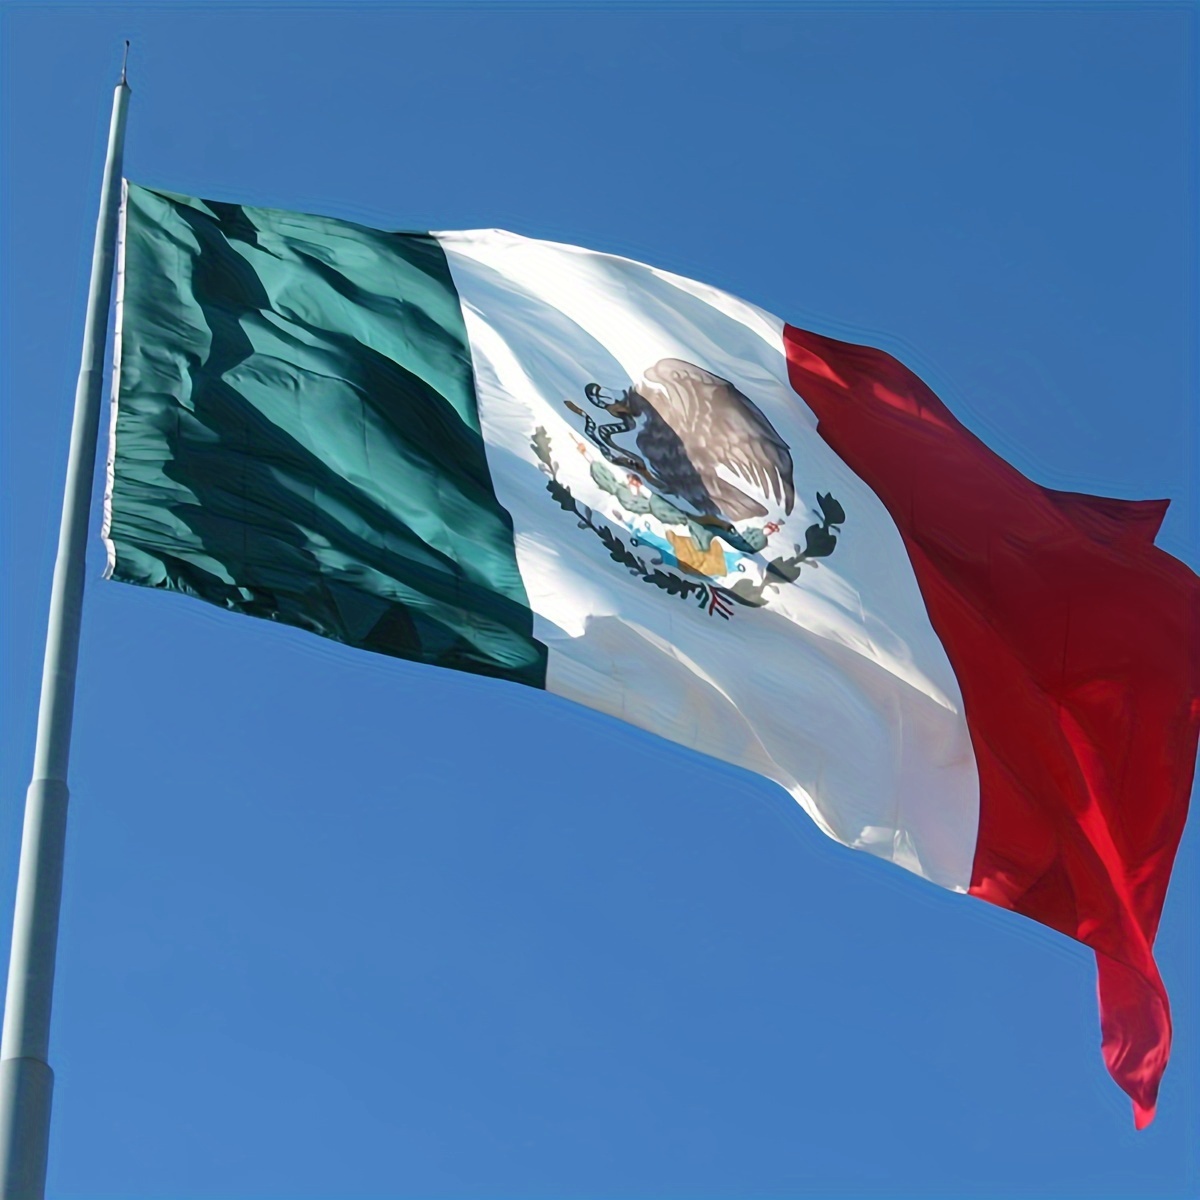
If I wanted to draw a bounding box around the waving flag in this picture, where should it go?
[104,183,1198,1125]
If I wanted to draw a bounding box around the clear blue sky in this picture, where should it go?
[1,3,1196,1197]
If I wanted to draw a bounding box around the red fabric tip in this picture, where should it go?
[782,324,1199,1126]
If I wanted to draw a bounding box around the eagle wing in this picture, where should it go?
[640,358,795,516]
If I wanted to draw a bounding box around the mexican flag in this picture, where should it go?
[104,183,1198,1126]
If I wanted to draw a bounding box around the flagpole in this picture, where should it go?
[0,50,131,1200]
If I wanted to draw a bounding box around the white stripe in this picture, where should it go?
[438,229,980,891]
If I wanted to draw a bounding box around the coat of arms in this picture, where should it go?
[532,358,845,619]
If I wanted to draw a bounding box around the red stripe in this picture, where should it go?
[783,324,1198,1127]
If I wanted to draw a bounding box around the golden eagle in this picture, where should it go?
[566,358,795,525]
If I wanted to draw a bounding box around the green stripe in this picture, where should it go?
[108,183,547,687]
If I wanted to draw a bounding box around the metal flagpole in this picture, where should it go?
[0,48,131,1200]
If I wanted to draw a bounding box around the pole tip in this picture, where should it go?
[120,40,130,85]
